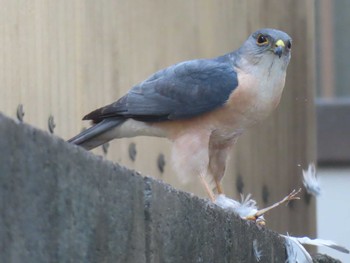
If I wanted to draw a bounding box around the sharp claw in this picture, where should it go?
[244,215,266,226]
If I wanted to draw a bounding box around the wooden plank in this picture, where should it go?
[0,0,316,236]
[318,0,335,98]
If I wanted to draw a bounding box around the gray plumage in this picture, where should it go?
[84,56,238,123]
[69,50,239,149]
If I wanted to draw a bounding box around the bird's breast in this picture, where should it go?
[223,66,286,126]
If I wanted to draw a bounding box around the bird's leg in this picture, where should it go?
[244,188,302,221]
[214,178,224,195]
[199,173,216,202]
[208,136,236,196]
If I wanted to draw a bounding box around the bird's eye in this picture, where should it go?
[256,34,269,45]
[286,40,292,49]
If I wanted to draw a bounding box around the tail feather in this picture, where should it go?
[68,118,124,150]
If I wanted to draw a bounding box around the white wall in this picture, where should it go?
[317,167,350,262]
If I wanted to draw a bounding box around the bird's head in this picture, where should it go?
[238,28,292,71]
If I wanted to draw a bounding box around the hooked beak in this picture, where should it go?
[274,39,285,58]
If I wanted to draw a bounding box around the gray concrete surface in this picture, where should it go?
[0,113,339,262]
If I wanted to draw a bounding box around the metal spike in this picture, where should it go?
[48,115,56,134]
[102,142,110,155]
[157,153,166,174]
[16,104,24,122]
[128,142,137,161]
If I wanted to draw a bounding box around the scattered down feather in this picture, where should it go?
[252,239,262,262]
[302,163,321,196]
[215,194,264,223]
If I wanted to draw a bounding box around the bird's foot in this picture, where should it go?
[244,188,302,224]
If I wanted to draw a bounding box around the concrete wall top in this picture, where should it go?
[0,113,335,262]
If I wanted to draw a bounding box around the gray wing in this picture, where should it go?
[84,56,238,123]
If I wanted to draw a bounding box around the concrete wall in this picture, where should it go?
[0,113,333,262]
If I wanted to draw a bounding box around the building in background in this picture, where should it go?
[315,1,350,261]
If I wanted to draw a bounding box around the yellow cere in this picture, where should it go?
[275,39,285,47]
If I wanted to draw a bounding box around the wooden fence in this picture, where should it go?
[0,0,316,236]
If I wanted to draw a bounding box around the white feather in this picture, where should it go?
[253,239,262,262]
[215,194,264,223]
[283,234,349,263]
[302,163,321,196]
[284,235,313,263]
[293,236,349,254]
[215,194,241,210]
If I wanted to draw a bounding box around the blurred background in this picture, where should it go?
[315,1,350,261]
[0,0,348,260]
